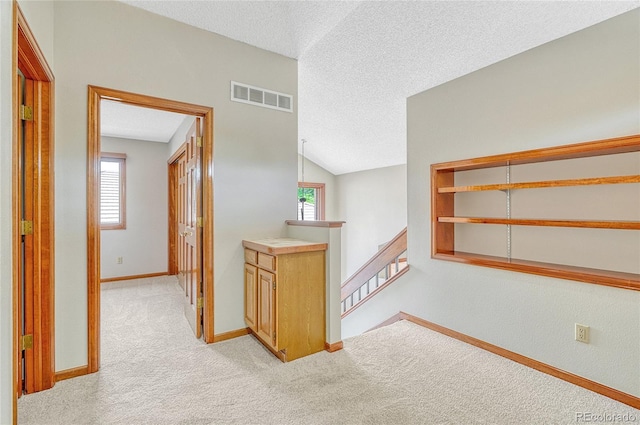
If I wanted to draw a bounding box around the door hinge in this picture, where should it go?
[196,137,203,148]
[20,220,33,236]
[272,282,276,290]
[197,297,204,309]
[20,105,33,121]
[272,332,276,344]
[196,217,203,228]
[21,334,33,351]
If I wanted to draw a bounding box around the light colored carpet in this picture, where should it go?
[17,276,639,424]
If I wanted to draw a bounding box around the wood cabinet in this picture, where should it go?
[431,134,640,291]
[243,264,257,332]
[242,238,327,362]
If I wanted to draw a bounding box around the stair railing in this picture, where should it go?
[341,227,409,318]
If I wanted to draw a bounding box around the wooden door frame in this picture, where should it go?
[87,86,215,373]
[12,1,55,420]
[168,143,187,276]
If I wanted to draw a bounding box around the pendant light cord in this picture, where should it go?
[301,139,306,184]
[299,139,307,220]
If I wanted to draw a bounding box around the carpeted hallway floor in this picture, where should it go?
[17,275,639,424]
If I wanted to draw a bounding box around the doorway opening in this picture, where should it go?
[87,86,214,373]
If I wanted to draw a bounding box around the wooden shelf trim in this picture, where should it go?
[438,217,640,230]
[433,251,640,291]
[432,134,640,172]
[431,134,640,289]
[438,175,640,193]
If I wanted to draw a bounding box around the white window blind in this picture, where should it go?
[100,154,126,229]
[297,200,318,221]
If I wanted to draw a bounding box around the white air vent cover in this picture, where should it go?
[231,81,293,113]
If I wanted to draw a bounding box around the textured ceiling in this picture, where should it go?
[119,1,639,174]
[101,100,187,143]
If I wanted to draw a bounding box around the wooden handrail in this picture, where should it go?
[341,266,410,318]
[341,227,407,301]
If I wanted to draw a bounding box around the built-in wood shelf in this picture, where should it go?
[431,134,640,291]
[438,175,640,193]
[434,251,640,291]
[438,217,640,230]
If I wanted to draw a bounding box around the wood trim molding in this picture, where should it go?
[54,366,90,382]
[168,141,187,164]
[396,311,640,409]
[87,87,101,374]
[13,3,56,420]
[324,341,343,352]
[87,86,216,373]
[12,5,19,422]
[298,182,325,188]
[433,251,640,291]
[213,328,250,343]
[16,3,54,81]
[285,220,346,228]
[100,272,169,283]
[93,86,213,115]
[298,181,325,220]
[433,134,640,172]
[167,146,186,276]
[202,108,215,343]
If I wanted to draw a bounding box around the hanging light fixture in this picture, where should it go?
[299,139,307,220]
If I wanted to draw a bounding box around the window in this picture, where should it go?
[297,182,325,221]
[100,153,126,229]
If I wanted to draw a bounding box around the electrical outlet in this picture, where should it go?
[116,257,123,264]
[575,324,590,343]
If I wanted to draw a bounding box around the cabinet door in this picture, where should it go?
[256,269,277,350]
[244,264,257,332]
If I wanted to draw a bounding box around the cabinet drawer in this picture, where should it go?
[257,252,276,272]
[244,249,257,265]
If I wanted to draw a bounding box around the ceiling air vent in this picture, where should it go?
[231,81,293,113]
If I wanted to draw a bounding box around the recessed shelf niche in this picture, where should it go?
[430,134,640,291]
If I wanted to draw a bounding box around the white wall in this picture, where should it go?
[17,0,54,69]
[337,164,407,279]
[168,115,195,159]
[0,1,13,422]
[53,1,297,371]
[295,156,408,282]
[100,137,169,279]
[343,9,640,398]
[286,224,343,346]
